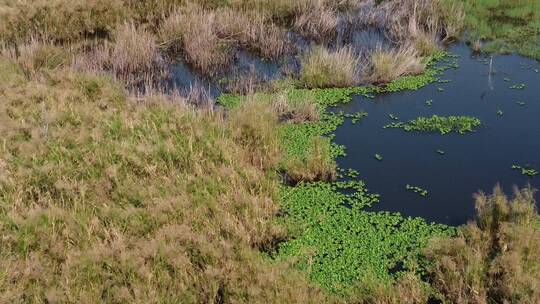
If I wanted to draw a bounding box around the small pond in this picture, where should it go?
[333,43,540,225]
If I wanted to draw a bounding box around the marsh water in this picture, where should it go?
[333,43,540,225]
[166,33,539,226]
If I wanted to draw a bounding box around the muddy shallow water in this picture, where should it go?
[333,43,540,225]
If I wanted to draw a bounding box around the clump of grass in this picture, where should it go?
[382,0,465,43]
[215,8,291,59]
[425,186,540,303]
[2,38,71,77]
[300,46,361,88]
[384,115,481,135]
[177,7,233,77]
[293,2,340,43]
[75,22,166,89]
[366,46,425,84]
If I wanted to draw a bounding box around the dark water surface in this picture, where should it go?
[333,44,540,225]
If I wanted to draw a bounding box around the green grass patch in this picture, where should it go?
[459,0,540,60]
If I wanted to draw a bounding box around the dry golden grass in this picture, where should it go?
[0,0,127,43]
[0,56,332,303]
[425,186,540,304]
[300,46,361,88]
[74,23,166,89]
[366,45,425,84]
[293,2,340,43]
[172,7,233,77]
[1,38,71,77]
[215,8,291,59]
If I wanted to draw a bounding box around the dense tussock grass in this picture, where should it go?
[366,46,425,84]
[300,46,361,88]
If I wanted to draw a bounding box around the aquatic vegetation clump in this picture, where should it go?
[510,83,527,90]
[384,115,482,135]
[277,182,452,293]
[374,154,383,161]
[512,164,538,177]
[406,184,428,197]
[344,111,368,124]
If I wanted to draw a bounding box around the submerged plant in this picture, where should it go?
[384,115,481,135]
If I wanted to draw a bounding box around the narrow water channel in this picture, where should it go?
[333,43,540,225]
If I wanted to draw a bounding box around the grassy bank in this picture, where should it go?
[459,0,540,60]
[0,58,333,303]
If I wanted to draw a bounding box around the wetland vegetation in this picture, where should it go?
[0,0,539,303]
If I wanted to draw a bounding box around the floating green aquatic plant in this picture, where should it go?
[384,115,482,135]
[516,101,526,106]
[437,79,452,83]
[346,168,359,178]
[345,111,368,124]
[437,87,445,92]
[497,110,504,116]
[512,164,538,177]
[510,83,526,89]
[503,77,511,82]
[374,154,383,161]
[436,150,445,155]
[425,99,433,106]
[389,113,399,120]
[406,184,428,197]
[276,182,452,293]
